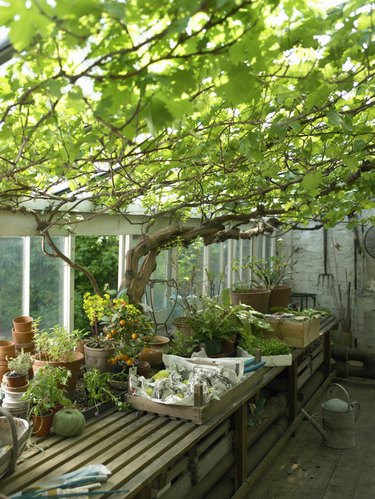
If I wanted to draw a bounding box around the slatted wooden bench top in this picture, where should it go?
[0,317,338,498]
[0,367,283,498]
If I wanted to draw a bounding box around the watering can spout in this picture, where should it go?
[301,408,327,439]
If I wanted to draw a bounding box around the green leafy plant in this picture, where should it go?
[189,298,242,342]
[83,368,129,412]
[34,324,78,362]
[232,251,298,291]
[188,297,272,343]
[22,366,71,416]
[169,331,199,357]
[7,349,34,376]
[101,298,155,367]
[239,336,290,356]
[269,308,328,320]
[0,0,372,311]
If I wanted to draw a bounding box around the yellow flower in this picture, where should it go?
[131,333,138,340]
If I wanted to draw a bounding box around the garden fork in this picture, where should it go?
[318,228,334,287]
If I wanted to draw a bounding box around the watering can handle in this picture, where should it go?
[0,406,18,474]
[327,383,351,411]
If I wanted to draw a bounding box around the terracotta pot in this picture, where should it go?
[12,328,34,345]
[268,285,292,312]
[13,316,33,333]
[31,351,84,393]
[137,360,152,378]
[83,343,115,373]
[3,373,28,388]
[15,342,35,354]
[231,288,271,313]
[221,338,236,356]
[0,340,16,362]
[32,410,54,437]
[2,380,29,393]
[75,339,89,355]
[139,335,170,368]
[172,316,194,337]
[0,362,10,383]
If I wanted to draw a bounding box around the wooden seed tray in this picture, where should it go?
[127,368,264,425]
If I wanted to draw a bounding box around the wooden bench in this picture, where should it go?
[0,316,339,498]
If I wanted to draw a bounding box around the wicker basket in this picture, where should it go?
[0,406,30,478]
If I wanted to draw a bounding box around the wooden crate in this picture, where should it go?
[262,316,321,348]
[127,368,264,425]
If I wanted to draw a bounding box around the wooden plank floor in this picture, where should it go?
[248,378,375,499]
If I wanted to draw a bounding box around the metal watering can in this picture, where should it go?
[302,383,360,449]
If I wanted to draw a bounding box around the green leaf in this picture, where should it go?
[301,172,323,193]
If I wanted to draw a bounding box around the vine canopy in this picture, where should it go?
[0,0,374,236]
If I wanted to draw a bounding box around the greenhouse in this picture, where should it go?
[0,0,374,498]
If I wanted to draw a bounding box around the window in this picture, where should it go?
[0,236,65,338]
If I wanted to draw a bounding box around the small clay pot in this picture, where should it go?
[137,360,152,378]
[32,410,54,437]
[3,372,28,388]
[0,340,16,363]
[12,328,34,344]
[13,316,33,333]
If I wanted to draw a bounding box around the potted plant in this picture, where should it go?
[102,298,156,370]
[83,368,128,415]
[22,365,71,436]
[4,350,34,388]
[263,308,328,348]
[32,325,84,392]
[1,350,34,418]
[187,298,246,355]
[231,248,298,313]
[231,257,271,313]
[237,333,292,367]
[82,291,116,372]
[169,331,200,358]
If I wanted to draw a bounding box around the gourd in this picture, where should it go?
[52,409,85,437]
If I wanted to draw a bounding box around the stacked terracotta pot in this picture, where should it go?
[1,369,30,418]
[0,340,15,382]
[12,316,35,355]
